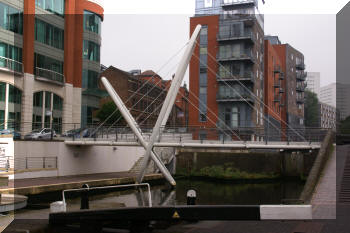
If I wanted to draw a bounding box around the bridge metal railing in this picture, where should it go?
[13,122,331,144]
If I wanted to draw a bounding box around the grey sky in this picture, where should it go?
[101,6,338,87]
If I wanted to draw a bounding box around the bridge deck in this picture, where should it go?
[64,140,321,150]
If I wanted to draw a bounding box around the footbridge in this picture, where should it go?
[71,25,326,187]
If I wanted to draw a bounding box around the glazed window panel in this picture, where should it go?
[35,18,64,50]
[83,40,100,62]
[34,53,63,74]
[35,0,65,17]
[8,85,21,104]
[0,82,5,102]
[0,2,23,34]
[82,69,99,89]
[84,10,101,35]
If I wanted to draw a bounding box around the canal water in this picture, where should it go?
[14,178,305,219]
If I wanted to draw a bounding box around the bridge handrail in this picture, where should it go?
[62,183,152,209]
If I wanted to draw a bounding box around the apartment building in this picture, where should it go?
[99,66,188,128]
[0,0,104,134]
[265,36,307,138]
[305,72,320,98]
[318,102,337,129]
[189,0,265,140]
[320,82,350,120]
[264,38,284,140]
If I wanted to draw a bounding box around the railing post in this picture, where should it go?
[73,124,76,141]
[115,128,118,142]
[56,157,58,169]
[43,157,46,169]
[25,157,28,169]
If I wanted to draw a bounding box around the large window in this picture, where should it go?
[0,2,23,34]
[34,53,63,74]
[0,82,22,131]
[84,10,101,34]
[35,0,65,17]
[35,18,64,50]
[0,42,22,72]
[32,91,63,133]
[83,40,100,62]
[82,69,99,89]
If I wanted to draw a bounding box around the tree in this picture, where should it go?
[96,101,123,125]
[339,116,350,134]
[304,90,319,127]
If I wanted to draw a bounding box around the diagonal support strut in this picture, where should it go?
[101,77,176,186]
[137,24,202,185]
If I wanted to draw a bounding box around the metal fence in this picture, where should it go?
[0,156,58,172]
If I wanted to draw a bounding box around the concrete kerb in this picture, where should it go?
[0,174,164,196]
[299,130,335,203]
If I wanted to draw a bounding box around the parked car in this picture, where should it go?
[24,128,56,140]
[61,128,84,138]
[0,129,21,139]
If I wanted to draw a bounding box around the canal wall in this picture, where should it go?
[175,149,318,180]
[13,141,144,178]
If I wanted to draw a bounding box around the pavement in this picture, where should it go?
[311,146,336,219]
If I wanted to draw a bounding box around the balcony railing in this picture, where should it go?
[217,71,254,82]
[217,31,256,43]
[273,81,280,88]
[296,96,305,104]
[296,72,307,81]
[296,83,307,92]
[216,93,254,102]
[217,50,256,63]
[274,65,282,73]
[279,88,285,93]
[0,56,23,73]
[35,67,65,85]
[221,0,258,7]
[296,62,306,70]
[274,95,281,102]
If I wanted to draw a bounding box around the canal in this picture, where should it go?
[14,178,305,219]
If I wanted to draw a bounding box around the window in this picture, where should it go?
[0,42,22,72]
[35,0,65,17]
[83,40,100,62]
[84,10,101,34]
[82,69,99,89]
[35,18,64,50]
[204,0,212,8]
[34,53,63,74]
[200,47,207,55]
[0,3,23,34]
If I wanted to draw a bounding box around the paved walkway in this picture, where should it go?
[0,172,135,189]
[311,146,336,219]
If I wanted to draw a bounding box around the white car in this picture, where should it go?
[24,128,57,140]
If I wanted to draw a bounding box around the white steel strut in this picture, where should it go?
[101,77,176,186]
[137,24,202,185]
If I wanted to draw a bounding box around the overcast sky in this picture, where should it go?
[100,0,348,87]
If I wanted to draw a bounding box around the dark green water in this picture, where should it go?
[173,179,305,205]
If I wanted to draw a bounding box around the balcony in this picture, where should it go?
[279,88,285,93]
[274,95,281,102]
[296,72,307,81]
[296,96,305,104]
[217,31,256,43]
[0,56,23,74]
[274,65,282,73]
[273,81,280,88]
[35,67,65,85]
[221,0,258,7]
[296,62,306,70]
[216,93,254,102]
[296,83,307,92]
[217,50,256,63]
[217,71,254,82]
